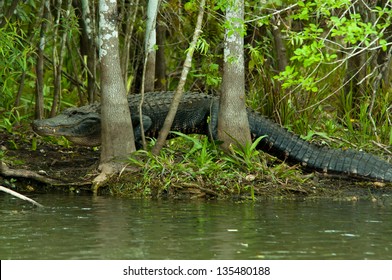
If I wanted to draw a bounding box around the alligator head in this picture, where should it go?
[32,103,102,146]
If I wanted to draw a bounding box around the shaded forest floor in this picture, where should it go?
[1,128,392,202]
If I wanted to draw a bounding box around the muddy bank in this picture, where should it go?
[1,129,392,200]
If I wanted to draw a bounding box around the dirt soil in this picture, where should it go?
[1,130,99,193]
[2,129,392,200]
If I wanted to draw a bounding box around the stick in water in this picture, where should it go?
[0,186,44,208]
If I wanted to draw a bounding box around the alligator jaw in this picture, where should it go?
[32,121,65,136]
[65,135,102,146]
[32,114,101,147]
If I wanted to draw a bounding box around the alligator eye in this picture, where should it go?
[68,110,86,116]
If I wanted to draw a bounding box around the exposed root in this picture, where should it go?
[92,162,120,194]
[0,161,64,185]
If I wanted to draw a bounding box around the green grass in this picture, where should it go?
[115,133,307,198]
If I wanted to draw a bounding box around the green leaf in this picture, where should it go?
[380,39,387,51]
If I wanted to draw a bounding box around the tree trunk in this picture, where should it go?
[144,0,159,92]
[35,0,49,120]
[50,0,72,117]
[271,15,288,72]
[80,0,98,103]
[271,15,289,124]
[121,0,139,89]
[0,0,19,28]
[218,0,251,151]
[94,0,136,192]
[155,17,167,91]
[342,0,371,117]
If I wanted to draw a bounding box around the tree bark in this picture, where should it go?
[80,0,98,103]
[121,0,139,88]
[155,17,167,91]
[0,0,19,28]
[94,0,136,192]
[271,15,288,72]
[50,0,72,117]
[144,0,159,92]
[218,0,251,151]
[35,0,50,120]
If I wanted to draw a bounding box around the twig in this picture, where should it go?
[371,140,392,156]
[0,186,44,208]
[244,4,298,24]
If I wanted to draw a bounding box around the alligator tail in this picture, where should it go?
[247,111,392,182]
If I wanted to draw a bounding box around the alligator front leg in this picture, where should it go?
[132,115,152,149]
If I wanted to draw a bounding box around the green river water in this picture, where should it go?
[1,193,392,259]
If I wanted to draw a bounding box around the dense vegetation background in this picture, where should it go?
[1,0,392,151]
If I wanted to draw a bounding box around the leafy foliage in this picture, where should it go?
[0,0,391,150]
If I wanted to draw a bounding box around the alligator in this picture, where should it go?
[32,91,392,182]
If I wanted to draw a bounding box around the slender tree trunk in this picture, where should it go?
[0,0,19,28]
[376,0,392,90]
[218,0,251,151]
[138,1,160,149]
[50,0,72,117]
[67,39,85,105]
[51,0,61,117]
[121,0,139,88]
[138,0,159,149]
[80,0,98,103]
[151,0,206,155]
[35,0,50,120]
[155,18,167,91]
[14,70,26,107]
[271,15,288,72]
[93,0,136,192]
[271,15,289,124]
[144,0,159,92]
[342,0,371,117]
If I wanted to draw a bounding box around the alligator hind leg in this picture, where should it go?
[207,100,219,140]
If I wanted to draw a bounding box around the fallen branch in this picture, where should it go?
[0,161,92,186]
[0,161,63,185]
[0,185,44,208]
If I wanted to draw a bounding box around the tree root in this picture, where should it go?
[92,162,139,194]
[92,163,115,194]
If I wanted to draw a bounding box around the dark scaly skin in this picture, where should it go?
[32,92,392,182]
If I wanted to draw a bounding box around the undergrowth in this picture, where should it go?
[112,133,309,199]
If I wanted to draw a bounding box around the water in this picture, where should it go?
[1,193,392,259]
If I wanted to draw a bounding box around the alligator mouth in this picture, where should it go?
[65,135,101,146]
[32,119,102,146]
[33,115,99,133]
[32,122,67,136]
[32,120,81,136]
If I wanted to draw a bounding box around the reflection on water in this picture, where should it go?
[1,193,392,259]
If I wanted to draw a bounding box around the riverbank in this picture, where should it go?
[1,129,392,201]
